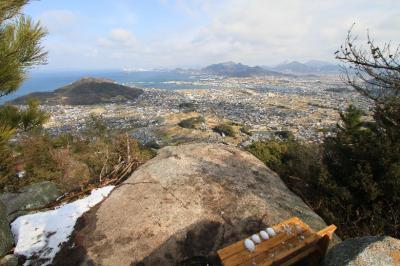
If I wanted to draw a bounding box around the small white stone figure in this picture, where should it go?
[251,234,261,244]
[244,239,256,252]
[259,230,269,240]
[266,227,276,237]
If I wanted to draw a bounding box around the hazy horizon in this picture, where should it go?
[25,59,338,73]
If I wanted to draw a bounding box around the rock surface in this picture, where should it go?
[57,143,332,265]
[323,236,400,266]
[0,181,61,222]
[0,254,18,266]
[0,202,13,257]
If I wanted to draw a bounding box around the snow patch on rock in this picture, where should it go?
[11,186,114,266]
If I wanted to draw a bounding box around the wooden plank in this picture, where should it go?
[313,225,337,259]
[241,230,314,266]
[315,225,336,239]
[218,217,306,262]
[231,224,336,266]
[279,246,318,266]
[269,225,336,266]
[222,223,309,266]
[217,217,304,261]
[217,217,336,266]
[265,233,322,266]
[222,233,296,266]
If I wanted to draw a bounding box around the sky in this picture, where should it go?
[23,0,400,70]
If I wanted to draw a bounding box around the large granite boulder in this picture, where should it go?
[323,236,400,266]
[0,181,61,222]
[0,202,13,257]
[57,143,333,265]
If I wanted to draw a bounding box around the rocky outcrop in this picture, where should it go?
[0,254,18,266]
[323,236,400,266]
[0,181,61,258]
[0,202,13,257]
[0,181,61,222]
[57,143,333,265]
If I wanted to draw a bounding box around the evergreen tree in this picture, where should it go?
[324,29,400,237]
[246,30,400,239]
[0,0,47,137]
[0,1,47,96]
[0,0,48,180]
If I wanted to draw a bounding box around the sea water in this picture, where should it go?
[0,69,206,104]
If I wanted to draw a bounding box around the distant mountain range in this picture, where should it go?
[11,77,143,105]
[199,61,339,77]
[7,61,340,106]
[201,62,284,77]
[267,60,340,75]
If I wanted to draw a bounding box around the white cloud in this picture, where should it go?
[98,28,137,49]
[36,0,400,69]
[186,0,400,65]
[159,0,215,17]
[38,10,79,34]
[161,0,400,66]
[110,29,137,46]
